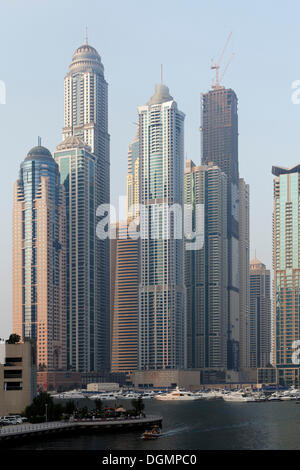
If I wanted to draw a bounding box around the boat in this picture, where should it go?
[155,386,199,401]
[52,390,85,399]
[89,392,119,400]
[121,392,141,399]
[141,426,161,440]
[196,390,224,400]
[140,391,155,399]
[222,390,256,402]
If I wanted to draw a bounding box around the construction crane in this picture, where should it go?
[220,52,235,83]
[211,32,234,89]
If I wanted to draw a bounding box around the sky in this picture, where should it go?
[1,0,300,337]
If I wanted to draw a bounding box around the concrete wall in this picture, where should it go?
[0,341,36,416]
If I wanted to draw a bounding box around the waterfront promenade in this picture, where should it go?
[0,415,162,443]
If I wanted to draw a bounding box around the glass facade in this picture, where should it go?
[13,146,66,372]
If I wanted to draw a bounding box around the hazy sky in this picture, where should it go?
[1,0,300,337]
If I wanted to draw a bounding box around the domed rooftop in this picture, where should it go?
[69,43,104,75]
[25,145,54,162]
[147,84,173,106]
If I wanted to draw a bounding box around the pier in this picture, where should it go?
[0,415,162,444]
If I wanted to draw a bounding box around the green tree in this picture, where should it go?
[95,399,103,413]
[24,391,64,422]
[6,333,20,344]
[64,400,76,416]
[131,397,145,416]
[77,406,89,419]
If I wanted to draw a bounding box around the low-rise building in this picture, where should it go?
[0,339,36,416]
[87,382,120,392]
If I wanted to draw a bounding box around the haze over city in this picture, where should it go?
[1,0,300,338]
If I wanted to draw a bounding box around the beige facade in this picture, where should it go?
[110,222,139,374]
[87,382,120,392]
[0,340,36,416]
[131,370,202,390]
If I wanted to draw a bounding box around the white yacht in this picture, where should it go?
[89,392,119,400]
[121,392,141,399]
[140,391,155,399]
[155,387,199,401]
[197,390,224,400]
[52,390,85,399]
[222,390,256,402]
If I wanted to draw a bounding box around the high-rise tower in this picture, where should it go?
[59,42,110,377]
[138,83,185,370]
[110,222,139,374]
[272,164,300,385]
[201,86,240,370]
[249,257,271,368]
[13,145,66,381]
[54,136,110,375]
[184,160,228,370]
[239,178,250,369]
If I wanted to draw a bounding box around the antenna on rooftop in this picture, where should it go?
[38,136,41,146]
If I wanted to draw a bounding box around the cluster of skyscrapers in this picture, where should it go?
[12,39,299,389]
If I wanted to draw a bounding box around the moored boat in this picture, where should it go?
[155,386,199,401]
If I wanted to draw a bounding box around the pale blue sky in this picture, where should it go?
[1,0,300,337]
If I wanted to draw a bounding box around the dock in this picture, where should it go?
[0,415,162,444]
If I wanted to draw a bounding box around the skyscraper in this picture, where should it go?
[110,222,139,374]
[249,257,271,368]
[138,83,185,370]
[201,87,240,370]
[58,41,110,376]
[272,164,300,385]
[184,160,228,370]
[54,136,109,375]
[13,145,66,382]
[239,178,250,369]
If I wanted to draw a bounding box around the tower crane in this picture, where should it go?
[211,32,234,89]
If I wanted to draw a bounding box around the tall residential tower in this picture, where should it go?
[58,41,110,376]
[201,86,240,370]
[13,145,66,382]
[272,164,300,385]
[249,257,271,368]
[184,160,228,371]
[138,83,185,370]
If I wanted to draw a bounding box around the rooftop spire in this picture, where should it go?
[85,26,88,45]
